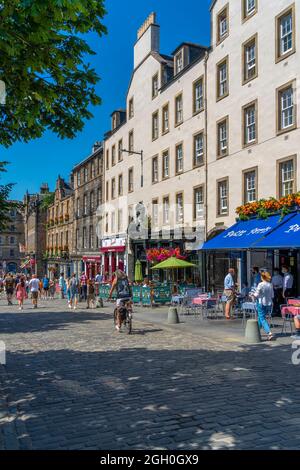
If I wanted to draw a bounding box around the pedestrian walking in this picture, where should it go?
[4,273,15,306]
[251,271,274,341]
[80,272,88,301]
[43,275,50,300]
[67,273,79,310]
[86,279,95,309]
[29,274,40,309]
[49,279,56,300]
[16,276,27,310]
[223,268,236,320]
[59,273,66,299]
[282,266,294,299]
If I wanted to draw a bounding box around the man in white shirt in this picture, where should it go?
[29,274,40,309]
[282,266,294,299]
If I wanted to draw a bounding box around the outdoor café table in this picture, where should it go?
[192,296,218,317]
[192,296,218,305]
[281,306,300,317]
[171,295,184,305]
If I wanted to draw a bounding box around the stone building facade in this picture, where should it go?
[0,202,25,274]
[71,143,104,277]
[23,184,49,276]
[101,2,300,287]
[46,176,74,278]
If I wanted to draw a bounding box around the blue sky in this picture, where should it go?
[1,0,211,200]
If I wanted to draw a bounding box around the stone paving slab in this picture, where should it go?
[0,298,299,450]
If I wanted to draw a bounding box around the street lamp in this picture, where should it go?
[121,149,144,188]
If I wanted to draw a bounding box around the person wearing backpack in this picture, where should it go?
[4,274,15,306]
[68,273,79,310]
[108,269,133,331]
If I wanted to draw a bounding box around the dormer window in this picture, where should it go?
[217,4,229,44]
[175,50,184,75]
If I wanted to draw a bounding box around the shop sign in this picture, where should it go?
[102,238,126,248]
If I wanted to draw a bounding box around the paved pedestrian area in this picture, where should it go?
[0,298,299,450]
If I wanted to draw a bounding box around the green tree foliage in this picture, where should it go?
[0,162,19,230]
[0,0,107,147]
[40,192,55,210]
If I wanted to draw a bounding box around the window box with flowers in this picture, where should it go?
[236,193,300,220]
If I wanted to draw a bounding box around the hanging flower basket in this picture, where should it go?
[236,193,300,220]
[146,247,186,264]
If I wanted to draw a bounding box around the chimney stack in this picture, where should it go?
[134,12,160,69]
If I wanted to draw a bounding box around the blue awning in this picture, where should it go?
[253,212,300,249]
[202,213,296,251]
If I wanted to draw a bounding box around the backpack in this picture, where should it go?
[116,277,132,299]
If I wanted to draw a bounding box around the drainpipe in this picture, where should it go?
[204,50,209,241]
[204,50,209,291]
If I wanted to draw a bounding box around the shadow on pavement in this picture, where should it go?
[0,341,299,450]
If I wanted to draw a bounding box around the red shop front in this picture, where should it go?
[82,256,101,279]
[100,238,126,280]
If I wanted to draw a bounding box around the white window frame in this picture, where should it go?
[152,157,159,183]
[194,79,204,113]
[218,121,228,155]
[162,151,169,179]
[152,200,159,227]
[219,181,228,215]
[219,12,227,39]
[152,112,159,140]
[245,171,256,203]
[245,105,256,144]
[163,197,170,224]
[280,12,293,56]
[175,95,183,124]
[176,193,184,224]
[175,50,184,74]
[246,0,255,15]
[194,133,204,166]
[176,144,184,173]
[194,187,204,220]
[163,105,169,133]
[245,41,256,80]
[281,161,294,196]
[219,62,228,98]
[281,87,294,129]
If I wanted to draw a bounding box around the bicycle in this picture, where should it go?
[113,300,133,334]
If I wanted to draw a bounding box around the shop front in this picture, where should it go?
[100,238,126,280]
[202,212,300,295]
[82,256,101,279]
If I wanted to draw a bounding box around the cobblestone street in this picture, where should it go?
[0,299,299,450]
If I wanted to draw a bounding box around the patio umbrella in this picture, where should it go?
[150,257,196,270]
[134,259,143,282]
[151,257,196,293]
